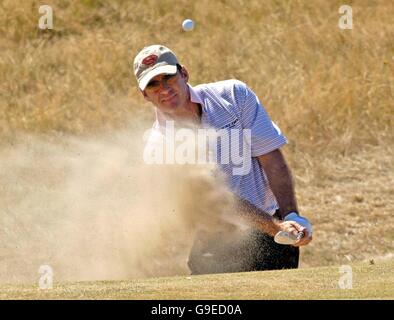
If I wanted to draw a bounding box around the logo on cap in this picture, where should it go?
[142,54,158,66]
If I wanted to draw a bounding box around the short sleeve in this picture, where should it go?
[235,82,287,157]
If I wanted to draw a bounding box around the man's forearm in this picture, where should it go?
[234,197,281,236]
[257,149,298,219]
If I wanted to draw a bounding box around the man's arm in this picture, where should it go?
[234,196,308,246]
[232,152,311,246]
[257,148,298,219]
[234,197,281,237]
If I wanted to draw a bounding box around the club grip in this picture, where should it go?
[296,231,305,240]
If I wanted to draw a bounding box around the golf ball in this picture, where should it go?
[182,19,194,31]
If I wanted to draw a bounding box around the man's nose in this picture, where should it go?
[158,80,172,92]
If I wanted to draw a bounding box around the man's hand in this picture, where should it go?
[234,197,312,246]
[277,220,312,246]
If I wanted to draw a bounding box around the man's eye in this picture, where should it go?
[164,74,175,81]
[147,81,159,87]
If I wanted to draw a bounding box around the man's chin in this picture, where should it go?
[160,101,179,113]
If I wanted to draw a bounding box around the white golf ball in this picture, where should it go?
[182,19,194,31]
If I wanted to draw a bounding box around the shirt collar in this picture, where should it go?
[188,83,203,105]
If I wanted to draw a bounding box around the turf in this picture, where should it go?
[1,260,392,300]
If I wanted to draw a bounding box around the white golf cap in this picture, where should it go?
[133,45,178,90]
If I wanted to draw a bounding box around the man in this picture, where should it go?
[133,45,313,274]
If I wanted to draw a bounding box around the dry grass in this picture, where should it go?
[298,144,394,267]
[0,0,393,278]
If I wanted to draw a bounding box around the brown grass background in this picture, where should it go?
[0,0,393,281]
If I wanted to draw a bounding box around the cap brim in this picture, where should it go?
[139,65,177,90]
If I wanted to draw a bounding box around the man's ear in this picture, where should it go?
[179,65,189,82]
[141,89,151,102]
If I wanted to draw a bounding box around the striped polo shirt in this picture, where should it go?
[144,79,287,215]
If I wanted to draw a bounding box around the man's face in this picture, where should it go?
[142,67,190,115]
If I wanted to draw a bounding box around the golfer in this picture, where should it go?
[133,45,313,274]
